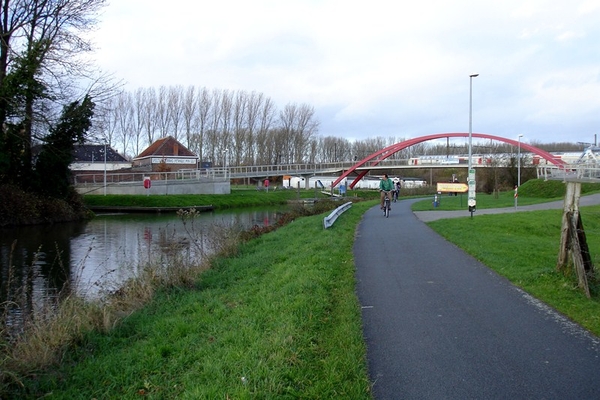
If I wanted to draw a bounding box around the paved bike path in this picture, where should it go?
[354,198,600,399]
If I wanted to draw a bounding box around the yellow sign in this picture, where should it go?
[437,182,468,193]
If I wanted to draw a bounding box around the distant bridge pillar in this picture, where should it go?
[301,174,312,190]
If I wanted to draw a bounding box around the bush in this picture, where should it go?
[0,184,91,226]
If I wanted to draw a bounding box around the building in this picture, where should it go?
[132,136,198,172]
[70,144,131,172]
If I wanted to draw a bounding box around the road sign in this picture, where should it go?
[436,182,468,193]
[468,169,476,211]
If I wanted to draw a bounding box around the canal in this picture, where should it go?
[0,207,287,329]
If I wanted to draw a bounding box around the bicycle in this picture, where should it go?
[382,190,391,218]
[392,189,399,202]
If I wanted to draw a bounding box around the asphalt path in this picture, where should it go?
[354,197,600,399]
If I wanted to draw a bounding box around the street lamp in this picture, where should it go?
[468,73,479,214]
[516,134,523,209]
[468,73,478,171]
[222,148,229,180]
[103,140,107,196]
[517,134,523,187]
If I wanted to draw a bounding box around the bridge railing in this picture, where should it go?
[537,164,600,182]
[72,169,226,186]
[228,162,353,178]
[227,159,412,178]
[75,157,508,187]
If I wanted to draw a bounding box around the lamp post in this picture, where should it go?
[103,140,107,196]
[468,73,478,215]
[222,148,229,180]
[516,134,523,209]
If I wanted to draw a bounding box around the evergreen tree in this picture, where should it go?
[34,96,95,198]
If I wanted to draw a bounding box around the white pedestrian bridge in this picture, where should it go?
[73,159,599,195]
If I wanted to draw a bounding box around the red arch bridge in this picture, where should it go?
[331,132,567,190]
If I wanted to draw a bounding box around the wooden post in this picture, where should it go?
[556,182,575,270]
[556,181,594,298]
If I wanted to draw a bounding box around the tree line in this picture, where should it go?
[100,86,320,166]
[102,85,434,166]
[103,84,588,168]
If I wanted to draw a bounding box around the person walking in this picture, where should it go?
[393,180,401,202]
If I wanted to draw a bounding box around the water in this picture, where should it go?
[0,207,285,330]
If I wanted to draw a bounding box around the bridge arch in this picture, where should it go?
[332,133,567,189]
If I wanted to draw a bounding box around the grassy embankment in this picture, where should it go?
[9,179,600,398]
[11,201,374,399]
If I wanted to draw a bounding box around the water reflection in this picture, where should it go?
[0,207,285,330]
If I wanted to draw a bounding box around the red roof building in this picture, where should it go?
[133,136,198,172]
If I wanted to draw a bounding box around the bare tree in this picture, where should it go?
[318,136,352,163]
[244,91,262,165]
[168,85,184,142]
[156,85,171,138]
[130,87,145,156]
[141,86,157,146]
[191,86,211,163]
[115,91,133,156]
[279,102,319,163]
[352,137,388,161]
[255,96,277,164]
[94,93,117,147]
[182,85,196,149]
[232,90,247,166]
[219,89,233,166]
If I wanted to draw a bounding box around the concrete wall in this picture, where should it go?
[75,180,230,196]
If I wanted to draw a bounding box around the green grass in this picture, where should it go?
[19,202,375,399]
[83,187,376,210]
[411,179,600,211]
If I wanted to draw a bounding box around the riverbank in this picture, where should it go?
[0,184,93,227]
[87,205,215,213]
[11,201,375,398]
[82,187,374,211]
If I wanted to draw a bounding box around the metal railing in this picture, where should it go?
[72,169,226,186]
[537,164,600,182]
[74,157,562,187]
[323,202,353,229]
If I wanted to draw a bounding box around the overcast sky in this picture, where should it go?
[90,0,600,147]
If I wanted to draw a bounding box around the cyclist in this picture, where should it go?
[379,174,394,210]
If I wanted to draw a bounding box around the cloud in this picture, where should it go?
[90,0,600,145]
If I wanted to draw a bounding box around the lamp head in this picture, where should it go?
[470,73,479,78]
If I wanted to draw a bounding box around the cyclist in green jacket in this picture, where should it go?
[379,174,394,210]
